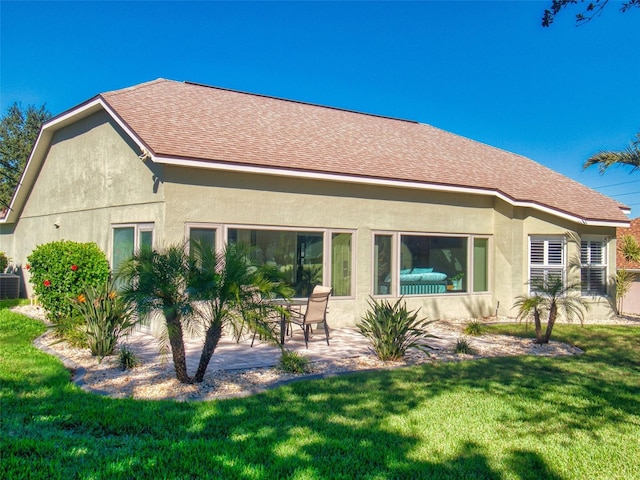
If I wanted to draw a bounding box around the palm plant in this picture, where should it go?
[118,244,194,383]
[188,241,293,383]
[118,241,292,384]
[513,277,588,344]
[583,132,640,174]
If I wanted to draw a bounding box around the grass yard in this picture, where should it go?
[1,304,639,479]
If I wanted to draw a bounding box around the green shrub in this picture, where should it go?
[356,297,435,361]
[73,280,138,357]
[0,251,9,272]
[118,344,140,370]
[454,336,476,355]
[464,319,485,336]
[278,349,311,373]
[27,241,110,322]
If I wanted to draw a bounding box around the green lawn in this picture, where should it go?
[1,305,639,480]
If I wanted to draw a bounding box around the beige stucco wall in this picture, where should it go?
[163,167,498,326]
[162,166,620,325]
[0,111,165,297]
[620,273,640,316]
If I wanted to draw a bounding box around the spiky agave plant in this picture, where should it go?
[357,297,436,361]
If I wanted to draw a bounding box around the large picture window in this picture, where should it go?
[373,233,489,296]
[401,235,466,294]
[581,239,607,296]
[225,227,353,298]
[529,236,565,292]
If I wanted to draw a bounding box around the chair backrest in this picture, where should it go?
[304,286,331,324]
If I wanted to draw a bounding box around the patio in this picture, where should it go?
[125,325,457,372]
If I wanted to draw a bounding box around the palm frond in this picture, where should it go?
[584,137,640,174]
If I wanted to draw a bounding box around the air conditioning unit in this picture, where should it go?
[0,274,20,299]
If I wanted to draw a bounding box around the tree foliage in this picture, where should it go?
[616,234,640,314]
[118,244,194,383]
[542,0,640,27]
[0,103,51,209]
[188,241,293,382]
[583,133,640,174]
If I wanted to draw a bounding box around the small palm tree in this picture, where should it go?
[513,278,588,344]
[118,244,195,383]
[583,132,640,174]
[118,241,292,384]
[188,241,293,383]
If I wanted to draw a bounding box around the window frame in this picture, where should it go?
[580,237,608,297]
[372,231,491,297]
[185,223,222,255]
[185,223,356,298]
[111,222,154,271]
[528,235,566,294]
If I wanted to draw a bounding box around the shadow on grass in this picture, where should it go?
[4,313,639,479]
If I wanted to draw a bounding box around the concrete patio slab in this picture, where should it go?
[123,325,456,372]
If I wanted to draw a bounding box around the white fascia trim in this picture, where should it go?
[42,98,150,155]
[153,155,629,229]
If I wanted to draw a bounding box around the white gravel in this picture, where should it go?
[14,304,639,402]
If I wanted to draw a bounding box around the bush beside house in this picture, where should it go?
[26,240,110,322]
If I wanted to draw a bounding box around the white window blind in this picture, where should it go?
[581,240,607,296]
[529,237,565,292]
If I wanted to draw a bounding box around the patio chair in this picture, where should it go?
[289,286,332,348]
[250,309,282,347]
[248,292,284,347]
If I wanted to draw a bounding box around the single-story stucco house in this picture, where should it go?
[617,217,640,316]
[0,79,631,325]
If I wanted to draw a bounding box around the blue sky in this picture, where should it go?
[2,1,639,218]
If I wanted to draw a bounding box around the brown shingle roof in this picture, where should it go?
[100,78,628,224]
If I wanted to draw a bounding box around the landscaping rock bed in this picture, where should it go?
[15,304,638,401]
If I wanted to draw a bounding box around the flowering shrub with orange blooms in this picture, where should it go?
[72,279,137,357]
[26,240,110,323]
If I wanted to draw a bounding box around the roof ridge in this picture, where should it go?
[182,80,419,125]
[101,78,173,98]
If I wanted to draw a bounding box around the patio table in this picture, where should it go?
[267,298,307,344]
